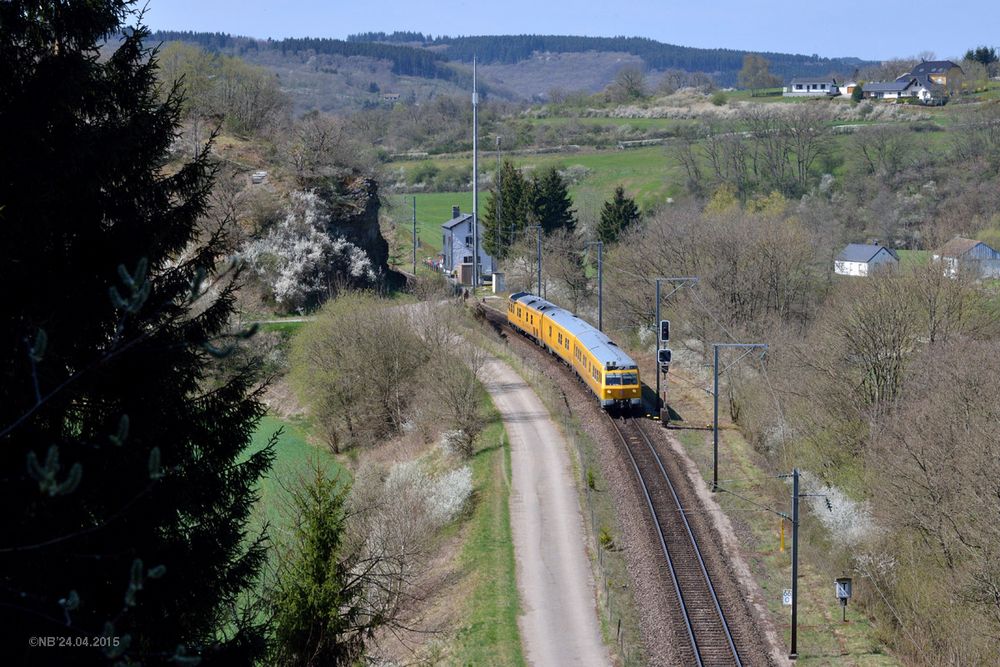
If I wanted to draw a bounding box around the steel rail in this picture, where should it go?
[609,414,742,666]
[608,413,702,665]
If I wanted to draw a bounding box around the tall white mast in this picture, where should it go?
[472,56,479,287]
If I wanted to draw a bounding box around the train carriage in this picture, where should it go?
[507,292,641,409]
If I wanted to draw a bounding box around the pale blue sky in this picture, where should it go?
[145,0,998,62]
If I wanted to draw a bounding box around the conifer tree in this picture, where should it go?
[597,185,642,244]
[530,166,576,235]
[481,159,530,259]
[0,2,273,664]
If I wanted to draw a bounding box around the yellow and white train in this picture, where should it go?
[507,291,642,409]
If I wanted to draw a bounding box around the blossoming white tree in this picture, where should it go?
[244,190,376,312]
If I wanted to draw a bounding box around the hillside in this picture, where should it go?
[149,30,877,112]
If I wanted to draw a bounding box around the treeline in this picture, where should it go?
[347,30,430,44]
[150,29,262,55]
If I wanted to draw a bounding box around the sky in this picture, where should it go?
[145,0,999,63]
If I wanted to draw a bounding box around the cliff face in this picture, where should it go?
[319,173,405,289]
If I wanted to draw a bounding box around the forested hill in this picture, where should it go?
[430,35,874,85]
[152,30,874,87]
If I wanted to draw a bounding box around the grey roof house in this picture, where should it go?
[834,243,899,276]
[932,237,1000,279]
[441,206,494,282]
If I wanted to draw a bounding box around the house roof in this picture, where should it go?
[789,77,838,85]
[935,236,992,258]
[836,244,899,263]
[865,79,916,93]
[911,60,962,76]
[441,213,473,230]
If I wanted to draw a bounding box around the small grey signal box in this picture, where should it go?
[659,319,670,342]
[835,577,853,622]
[835,577,852,601]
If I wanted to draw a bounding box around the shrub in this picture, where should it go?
[710,91,728,106]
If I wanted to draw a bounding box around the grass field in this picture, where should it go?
[386,145,683,257]
[248,414,345,535]
[452,407,524,665]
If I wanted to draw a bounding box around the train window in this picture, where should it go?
[549,326,552,337]
[557,332,563,344]
[622,372,638,385]
[607,374,621,386]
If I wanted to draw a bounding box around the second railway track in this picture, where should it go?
[608,414,742,667]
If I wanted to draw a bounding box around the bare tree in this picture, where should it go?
[851,123,912,180]
[290,294,429,451]
[607,66,647,103]
[542,228,592,315]
[867,339,1000,663]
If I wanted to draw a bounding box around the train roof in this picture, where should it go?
[510,292,638,370]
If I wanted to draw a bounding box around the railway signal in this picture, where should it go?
[657,347,672,373]
[659,319,670,343]
[653,278,697,420]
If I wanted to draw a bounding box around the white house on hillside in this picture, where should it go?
[784,77,840,97]
[834,243,899,276]
[932,237,1000,278]
[441,206,494,282]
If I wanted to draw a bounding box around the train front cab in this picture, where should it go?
[602,368,641,409]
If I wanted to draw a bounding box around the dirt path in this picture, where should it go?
[483,357,610,667]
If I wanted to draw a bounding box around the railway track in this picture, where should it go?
[608,414,742,667]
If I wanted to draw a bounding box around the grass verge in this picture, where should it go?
[452,404,524,666]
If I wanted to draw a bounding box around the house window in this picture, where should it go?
[442,235,447,248]
[821,84,827,89]
[464,235,472,245]
[462,255,472,263]
[795,84,802,90]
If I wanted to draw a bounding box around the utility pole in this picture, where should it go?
[411,196,417,277]
[711,342,768,491]
[790,467,800,661]
[585,241,603,330]
[532,225,542,295]
[471,56,480,288]
[496,136,502,263]
[653,277,698,416]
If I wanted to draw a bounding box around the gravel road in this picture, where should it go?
[483,357,610,667]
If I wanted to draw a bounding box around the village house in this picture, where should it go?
[862,60,962,103]
[441,206,494,283]
[932,236,1000,279]
[838,81,859,96]
[908,60,964,89]
[783,77,840,97]
[862,77,920,101]
[834,243,899,276]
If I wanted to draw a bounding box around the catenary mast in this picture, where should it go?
[472,56,480,287]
